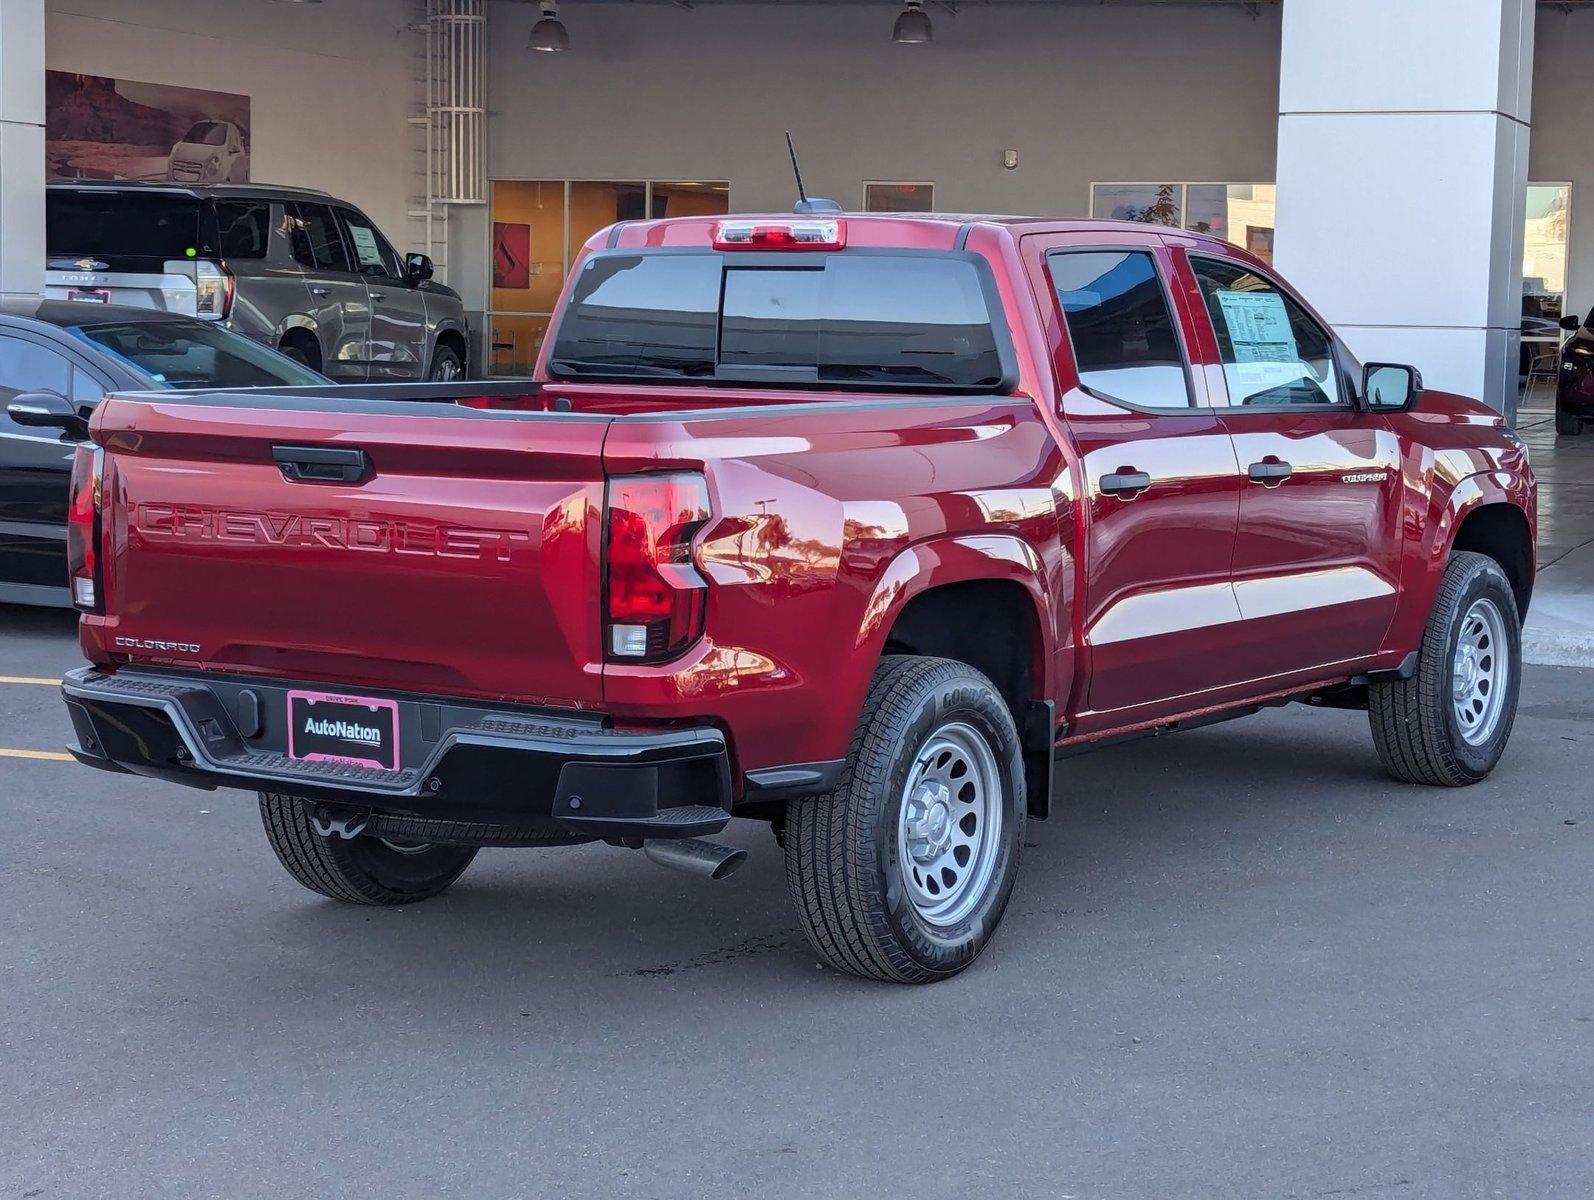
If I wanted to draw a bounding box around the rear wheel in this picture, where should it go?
[258,793,477,905]
[428,345,463,382]
[277,334,321,373]
[1368,551,1521,786]
[1555,403,1583,436]
[783,656,1025,984]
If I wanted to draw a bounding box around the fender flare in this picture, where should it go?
[851,533,1059,816]
[273,312,321,347]
[1383,468,1532,652]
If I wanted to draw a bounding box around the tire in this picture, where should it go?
[277,339,319,372]
[258,793,477,905]
[1555,404,1582,436]
[1368,551,1521,786]
[427,345,463,382]
[783,656,1026,984]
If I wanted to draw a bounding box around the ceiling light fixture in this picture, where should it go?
[893,1,932,44]
[530,2,570,52]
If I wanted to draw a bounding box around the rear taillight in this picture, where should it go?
[66,444,104,613]
[605,473,712,662]
[194,259,234,319]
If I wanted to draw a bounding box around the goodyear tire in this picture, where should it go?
[259,793,477,905]
[783,656,1025,984]
[1368,551,1522,786]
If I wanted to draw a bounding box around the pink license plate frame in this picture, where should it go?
[286,689,401,772]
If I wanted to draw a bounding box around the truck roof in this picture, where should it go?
[601,211,1244,257]
[45,180,335,203]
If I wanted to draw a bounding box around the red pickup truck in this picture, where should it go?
[55,213,1536,984]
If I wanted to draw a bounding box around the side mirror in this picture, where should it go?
[1362,363,1423,414]
[405,253,434,283]
[7,390,89,439]
[1560,314,1583,332]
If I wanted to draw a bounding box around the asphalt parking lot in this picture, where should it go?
[3,602,1593,1199]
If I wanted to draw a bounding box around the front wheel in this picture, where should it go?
[783,656,1026,984]
[1555,404,1583,436]
[259,793,477,905]
[1368,551,1521,786]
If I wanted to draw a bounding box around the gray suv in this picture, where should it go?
[45,182,469,382]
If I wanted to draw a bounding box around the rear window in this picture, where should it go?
[548,252,1008,390]
[48,192,202,261]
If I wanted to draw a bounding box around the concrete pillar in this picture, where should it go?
[0,0,45,300]
[1274,0,1534,416]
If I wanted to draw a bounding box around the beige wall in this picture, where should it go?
[44,0,419,244]
[462,0,1284,315]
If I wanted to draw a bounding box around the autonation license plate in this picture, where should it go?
[287,690,400,771]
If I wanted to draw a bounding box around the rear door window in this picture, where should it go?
[549,252,1008,390]
[290,203,352,274]
[214,201,270,261]
[1048,249,1191,408]
[47,191,203,267]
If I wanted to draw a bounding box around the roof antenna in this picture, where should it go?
[786,131,842,216]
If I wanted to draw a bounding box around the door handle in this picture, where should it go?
[1099,469,1153,498]
[272,444,372,485]
[1247,459,1294,486]
[370,291,386,303]
[310,287,332,298]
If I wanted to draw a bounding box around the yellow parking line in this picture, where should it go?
[0,676,58,686]
[0,748,74,762]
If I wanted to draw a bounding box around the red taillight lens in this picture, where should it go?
[712,219,846,251]
[66,444,104,613]
[605,473,711,662]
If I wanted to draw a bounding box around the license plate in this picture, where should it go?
[68,288,110,304]
[287,690,400,771]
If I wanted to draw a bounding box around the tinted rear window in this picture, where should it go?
[48,192,202,261]
[548,252,1007,390]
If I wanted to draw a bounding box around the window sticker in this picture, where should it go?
[346,223,385,270]
[1215,289,1306,393]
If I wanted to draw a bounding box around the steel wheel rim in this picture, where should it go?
[1452,597,1509,746]
[433,358,461,382]
[378,838,435,855]
[896,720,1003,927]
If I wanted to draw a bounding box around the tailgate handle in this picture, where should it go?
[272,444,371,485]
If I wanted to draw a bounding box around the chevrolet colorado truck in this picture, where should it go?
[50,214,1536,984]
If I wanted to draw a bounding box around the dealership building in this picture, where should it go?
[0,0,1585,414]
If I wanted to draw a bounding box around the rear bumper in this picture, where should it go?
[61,667,733,839]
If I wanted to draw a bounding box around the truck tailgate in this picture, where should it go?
[88,396,609,708]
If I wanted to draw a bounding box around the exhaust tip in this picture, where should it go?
[643,838,748,880]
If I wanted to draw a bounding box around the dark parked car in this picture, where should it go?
[1555,312,1594,434]
[44,181,470,382]
[0,300,327,607]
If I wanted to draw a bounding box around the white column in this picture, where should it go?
[0,0,45,300]
[1274,0,1534,416]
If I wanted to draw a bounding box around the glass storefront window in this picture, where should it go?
[865,182,935,213]
[486,179,730,375]
[1523,183,1571,335]
[1092,182,1276,261]
[1091,183,1182,227]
